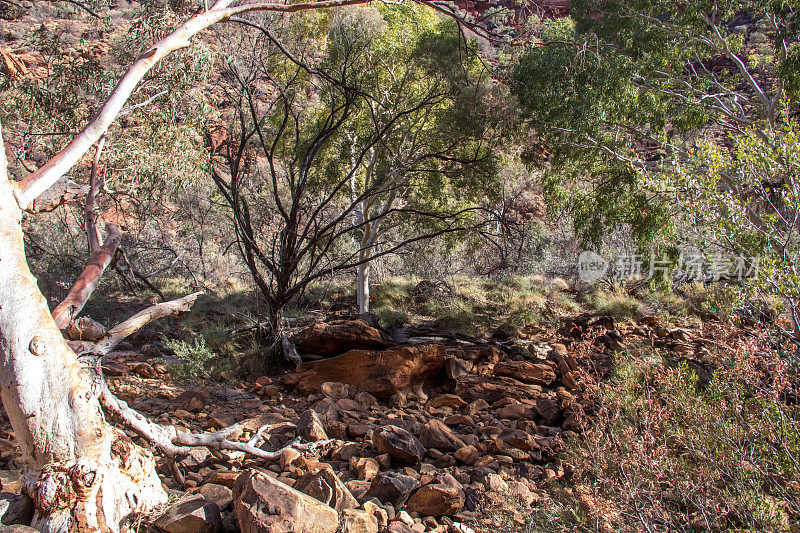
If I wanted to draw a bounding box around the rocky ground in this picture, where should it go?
[0,307,714,533]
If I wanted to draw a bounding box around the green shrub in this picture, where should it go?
[163,335,216,382]
[515,339,800,532]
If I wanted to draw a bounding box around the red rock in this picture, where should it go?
[419,419,465,452]
[294,468,358,512]
[363,472,420,506]
[154,494,222,533]
[493,361,556,386]
[372,426,426,464]
[406,475,464,517]
[235,470,339,533]
[293,320,394,356]
[453,375,542,403]
[297,410,328,442]
[284,344,447,398]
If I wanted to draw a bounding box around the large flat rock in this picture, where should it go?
[284,344,447,398]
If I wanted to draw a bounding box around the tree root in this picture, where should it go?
[100,384,330,482]
[21,429,167,533]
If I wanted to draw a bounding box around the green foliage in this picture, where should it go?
[323,3,500,245]
[510,0,799,254]
[510,342,800,532]
[163,335,215,382]
[671,121,800,334]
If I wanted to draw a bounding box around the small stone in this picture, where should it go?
[387,522,414,533]
[347,423,370,439]
[281,448,302,471]
[363,472,420,506]
[351,457,380,482]
[342,508,379,533]
[204,471,241,489]
[453,445,479,465]
[445,358,473,380]
[153,494,222,533]
[430,394,467,409]
[334,442,359,461]
[494,361,556,386]
[535,397,562,424]
[294,468,359,513]
[297,410,328,442]
[372,426,425,464]
[398,510,414,526]
[495,403,534,420]
[466,399,489,415]
[376,454,392,469]
[407,481,465,517]
[443,415,474,427]
[419,419,465,452]
[484,473,508,493]
[321,381,351,399]
[354,391,378,407]
[174,409,193,421]
[198,483,234,510]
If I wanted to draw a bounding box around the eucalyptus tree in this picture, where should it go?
[512,0,800,332]
[327,4,499,313]
[512,0,800,250]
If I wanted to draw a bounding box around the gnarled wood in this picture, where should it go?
[101,384,330,462]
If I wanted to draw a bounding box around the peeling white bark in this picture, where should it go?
[0,118,167,532]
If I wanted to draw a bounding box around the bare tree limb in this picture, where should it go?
[85,135,107,253]
[92,291,203,354]
[52,222,122,329]
[100,384,329,464]
[51,0,104,18]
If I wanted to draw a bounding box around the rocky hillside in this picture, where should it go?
[0,303,721,533]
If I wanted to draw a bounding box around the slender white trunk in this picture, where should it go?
[357,258,370,314]
[0,121,165,532]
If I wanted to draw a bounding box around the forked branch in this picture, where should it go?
[101,385,329,463]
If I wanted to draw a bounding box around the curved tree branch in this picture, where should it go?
[52,222,122,329]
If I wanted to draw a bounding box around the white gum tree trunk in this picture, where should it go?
[0,120,166,532]
[356,255,370,314]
